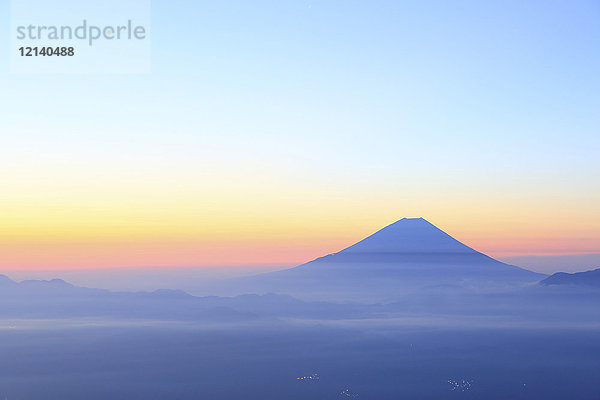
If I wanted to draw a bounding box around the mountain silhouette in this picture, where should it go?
[541,268,600,287]
[240,218,545,300]
[340,217,475,254]
[0,274,369,320]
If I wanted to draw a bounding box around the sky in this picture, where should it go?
[1,0,599,271]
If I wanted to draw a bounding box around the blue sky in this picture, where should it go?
[1,0,599,269]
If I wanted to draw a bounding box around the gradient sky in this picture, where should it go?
[1,0,599,270]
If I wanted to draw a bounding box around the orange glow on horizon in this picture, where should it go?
[1,180,598,271]
[1,227,598,271]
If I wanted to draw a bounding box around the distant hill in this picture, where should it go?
[237,218,545,300]
[0,274,366,320]
[0,274,254,321]
[541,268,600,287]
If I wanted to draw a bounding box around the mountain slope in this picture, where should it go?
[341,217,475,254]
[541,268,600,287]
[239,218,545,300]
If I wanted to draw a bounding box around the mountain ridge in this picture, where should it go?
[541,268,600,287]
[238,218,545,300]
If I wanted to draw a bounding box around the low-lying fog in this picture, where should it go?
[0,272,599,399]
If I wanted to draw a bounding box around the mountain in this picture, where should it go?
[541,268,600,287]
[0,274,256,321]
[340,217,476,254]
[238,218,545,300]
[0,274,367,320]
